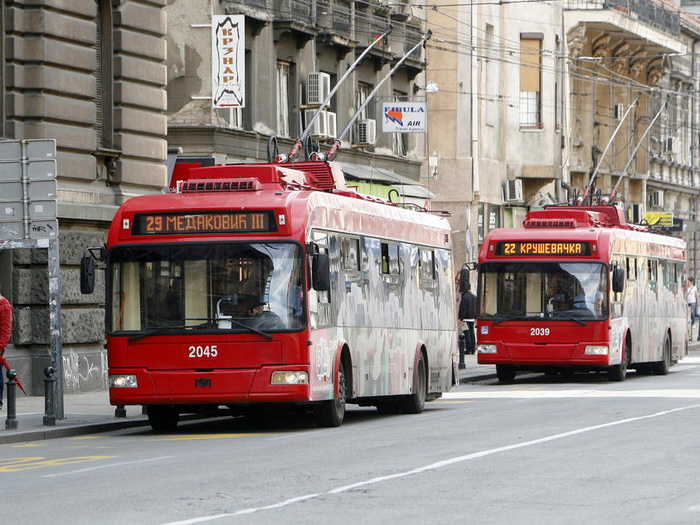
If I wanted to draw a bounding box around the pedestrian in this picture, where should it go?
[0,283,14,410]
[688,277,698,341]
[458,283,477,355]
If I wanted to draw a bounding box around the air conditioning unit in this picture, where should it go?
[503,179,523,202]
[651,190,664,208]
[307,72,331,106]
[614,104,624,120]
[326,111,337,139]
[356,119,377,145]
[304,109,328,138]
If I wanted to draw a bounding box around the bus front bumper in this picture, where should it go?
[476,343,612,367]
[108,365,319,406]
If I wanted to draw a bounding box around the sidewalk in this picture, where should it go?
[0,390,150,445]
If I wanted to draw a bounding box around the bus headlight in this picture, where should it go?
[271,371,308,385]
[109,375,138,388]
[584,345,609,355]
[477,344,497,354]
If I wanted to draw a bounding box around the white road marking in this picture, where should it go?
[42,455,173,478]
[161,403,700,524]
[444,389,700,399]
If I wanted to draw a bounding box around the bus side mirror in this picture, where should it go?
[80,255,95,294]
[612,268,625,293]
[312,253,330,292]
[458,268,470,294]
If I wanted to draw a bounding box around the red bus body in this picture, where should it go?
[476,206,687,382]
[101,161,456,427]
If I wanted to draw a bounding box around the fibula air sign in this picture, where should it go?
[382,102,426,133]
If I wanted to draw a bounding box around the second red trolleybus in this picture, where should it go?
[476,205,687,382]
[82,160,456,430]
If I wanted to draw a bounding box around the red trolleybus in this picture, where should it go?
[476,205,687,383]
[82,161,456,430]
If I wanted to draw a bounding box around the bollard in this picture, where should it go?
[458,333,466,370]
[115,405,126,418]
[5,369,18,430]
[43,366,56,426]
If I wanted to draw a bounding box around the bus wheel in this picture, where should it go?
[400,353,427,414]
[653,337,671,375]
[147,405,179,432]
[316,360,346,427]
[496,364,516,383]
[608,340,629,381]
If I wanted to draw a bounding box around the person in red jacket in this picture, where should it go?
[0,283,13,410]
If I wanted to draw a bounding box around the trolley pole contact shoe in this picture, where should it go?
[5,369,18,430]
[43,366,56,426]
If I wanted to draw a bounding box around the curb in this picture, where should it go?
[0,418,151,446]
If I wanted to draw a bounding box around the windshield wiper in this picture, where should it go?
[128,324,191,342]
[491,315,532,325]
[128,317,273,342]
[224,318,273,340]
[547,311,587,325]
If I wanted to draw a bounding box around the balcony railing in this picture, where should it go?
[222,1,424,54]
[272,0,315,24]
[563,0,680,36]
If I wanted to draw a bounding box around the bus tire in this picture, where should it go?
[653,337,671,375]
[496,364,516,383]
[147,405,179,432]
[316,359,346,427]
[400,352,427,414]
[608,339,630,381]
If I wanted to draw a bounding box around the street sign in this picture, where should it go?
[29,219,58,239]
[0,139,57,241]
[0,138,63,419]
[0,221,23,240]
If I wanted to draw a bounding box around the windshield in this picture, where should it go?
[478,262,608,321]
[108,242,305,334]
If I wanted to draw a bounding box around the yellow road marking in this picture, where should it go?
[0,456,116,473]
[148,433,261,441]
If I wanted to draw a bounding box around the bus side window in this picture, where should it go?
[419,249,436,281]
[381,242,401,276]
[340,236,360,272]
[648,259,657,290]
[381,243,390,274]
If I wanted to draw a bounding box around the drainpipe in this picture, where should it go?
[471,0,480,198]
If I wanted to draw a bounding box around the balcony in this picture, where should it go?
[564,0,680,36]
[316,0,356,52]
[271,0,318,45]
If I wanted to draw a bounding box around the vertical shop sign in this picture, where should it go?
[212,15,245,108]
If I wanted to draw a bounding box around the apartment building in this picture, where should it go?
[166,0,429,201]
[426,0,700,274]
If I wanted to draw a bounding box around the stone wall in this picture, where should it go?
[2,0,167,394]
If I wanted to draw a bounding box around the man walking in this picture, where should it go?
[458,283,478,355]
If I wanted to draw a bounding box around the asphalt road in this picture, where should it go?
[2,356,700,525]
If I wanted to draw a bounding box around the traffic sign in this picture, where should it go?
[0,139,57,240]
